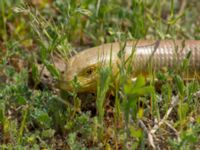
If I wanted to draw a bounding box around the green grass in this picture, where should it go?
[0,0,200,149]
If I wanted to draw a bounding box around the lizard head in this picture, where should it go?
[59,44,119,93]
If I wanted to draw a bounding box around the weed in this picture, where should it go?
[0,0,200,149]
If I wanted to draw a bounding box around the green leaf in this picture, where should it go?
[125,84,154,96]
[44,61,60,78]
[31,63,39,82]
[130,126,142,138]
[124,75,146,95]
[133,75,146,88]
[41,129,55,138]
[0,102,5,123]
[178,102,189,120]
[40,45,48,62]
[16,95,26,105]
[181,51,191,71]
[174,75,184,96]
[32,109,52,128]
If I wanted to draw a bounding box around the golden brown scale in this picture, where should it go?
[59,40,200,93]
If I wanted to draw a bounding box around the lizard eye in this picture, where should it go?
[86,67,93,75]
[79,66,96,76]
[85,66,97,76]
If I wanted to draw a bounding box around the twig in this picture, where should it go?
[138,120,156,149]
[164,121,179,138]
[150,90,200,134]
[177,0,187,18]
[151,95,179,134]
[192,90,200,98]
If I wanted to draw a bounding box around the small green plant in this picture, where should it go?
[0,0,200,149]
[96,66,112,141]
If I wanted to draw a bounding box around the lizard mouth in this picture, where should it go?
[58,76,97,93]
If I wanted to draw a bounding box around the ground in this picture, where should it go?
[0,0,200,149]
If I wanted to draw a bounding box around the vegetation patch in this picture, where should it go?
[0,0,200,149]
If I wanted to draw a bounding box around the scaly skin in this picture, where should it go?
[59,40,200,93]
